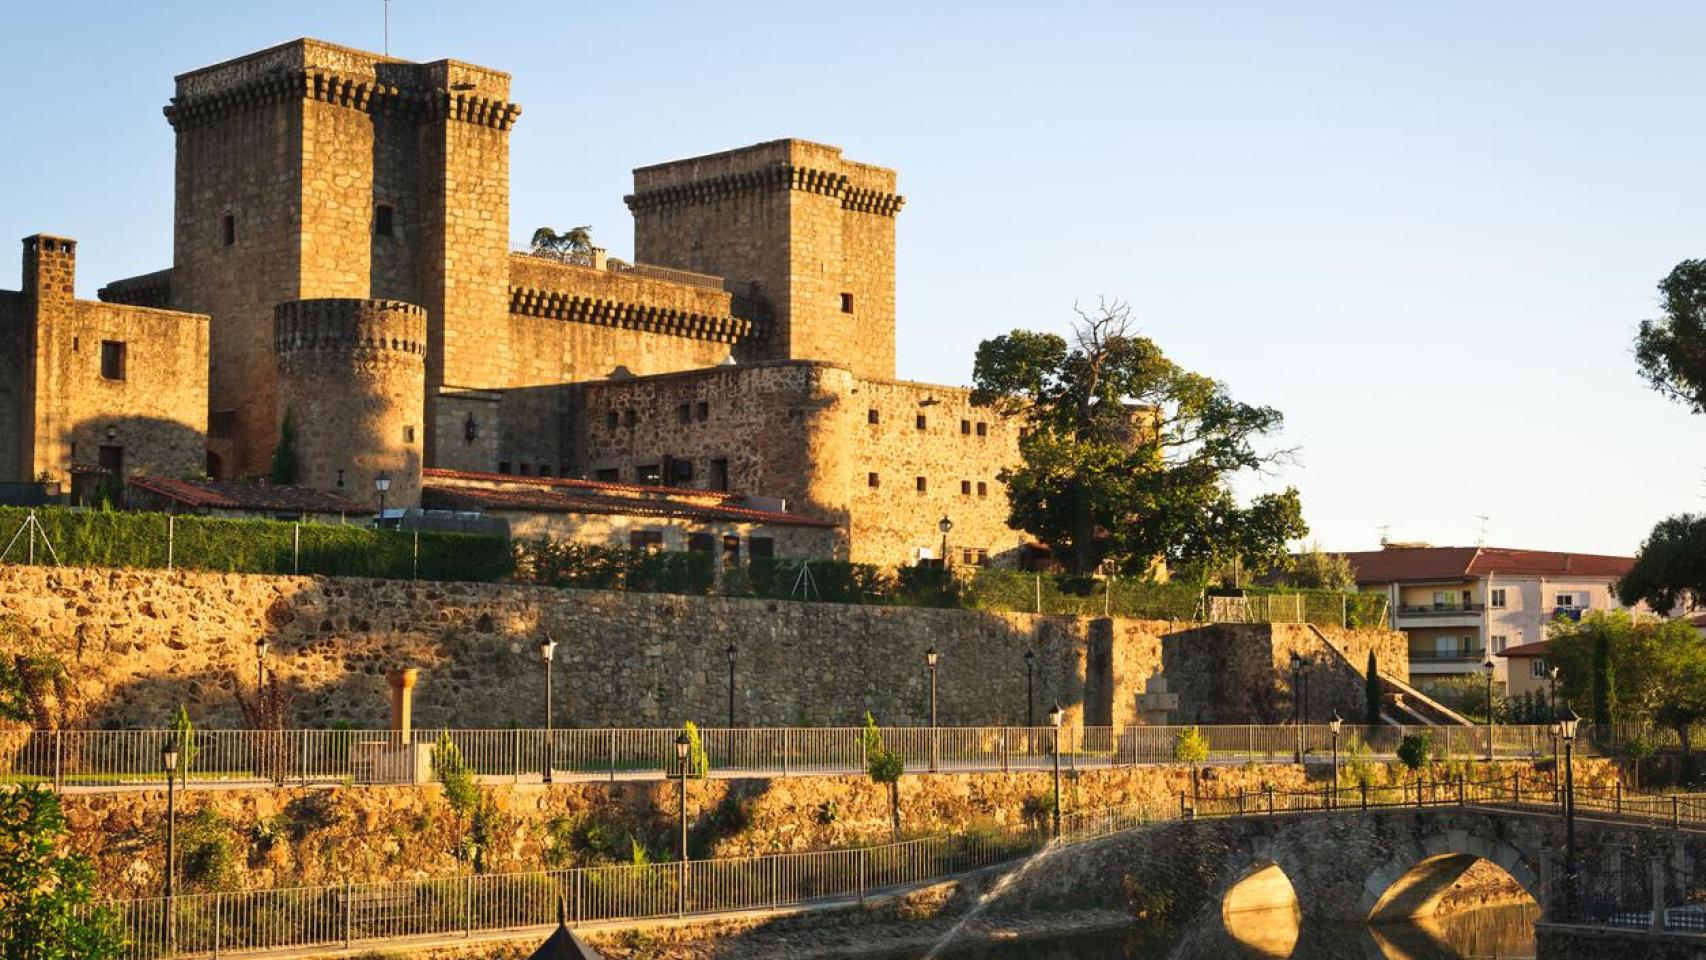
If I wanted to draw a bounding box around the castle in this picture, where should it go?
[0,38,1024,568]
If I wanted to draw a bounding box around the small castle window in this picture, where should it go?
[637,463,662,485]
[916,476,927,493]
[464,415,479,443]
[100,341,126,381]
[595,468,620,482]
[976,422,988,437]
[375,204,395,237]
[606,410,619,431]
[629,530,664,553]
[678,403,692,425]
[916,414,927,430]
[519,463,531,476]
[960,480,972,496]
[624,410,637,428]
[868,472,880,488]
[977,481,988,498]
[960,420,971,435]
[403,425,416,444]
[696,401,709,422]
[498,461,512,475]
[868,409,880,425]
[336,469,345,489]
[749,537,775,559]
[840,293,855,313]
[221,215,236,247]
[711,458,730,492]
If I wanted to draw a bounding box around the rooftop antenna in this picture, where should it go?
[383,0,391,56]
[1475,513,1490,547]
[1376,523,1390,546]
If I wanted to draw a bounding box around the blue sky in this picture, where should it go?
[2,2,1701,556]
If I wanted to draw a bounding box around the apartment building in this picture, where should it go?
[1341,544,1636,683]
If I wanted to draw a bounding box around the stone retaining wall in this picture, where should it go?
[0,565,1406,731]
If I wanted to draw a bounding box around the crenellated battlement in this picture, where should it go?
[164,68,522,132]
[273,299,427,358]
[625,162,904,217]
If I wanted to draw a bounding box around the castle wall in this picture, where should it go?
[3,237,208,487]
[843,378,1022,567]
[570,362,856,530]
[566,362,1020,568]
[274,298,426,509]
[0,565,1405,733]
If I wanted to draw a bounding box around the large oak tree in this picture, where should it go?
[972,300,1305,575]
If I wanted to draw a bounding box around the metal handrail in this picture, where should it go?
[0,723,1577,792]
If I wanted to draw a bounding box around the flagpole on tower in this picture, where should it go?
[384,0,391,55]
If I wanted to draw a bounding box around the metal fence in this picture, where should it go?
[0,723,1576,791]
[76,769,1595,959]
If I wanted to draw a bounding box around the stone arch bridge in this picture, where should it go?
[981,804,1703,926]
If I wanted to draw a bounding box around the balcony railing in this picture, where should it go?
[1408,649,1488,663]
[1396,603,1486,617]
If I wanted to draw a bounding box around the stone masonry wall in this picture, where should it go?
[0,565,1404,731]
[56,759,1595,899]
[4,237,209,486]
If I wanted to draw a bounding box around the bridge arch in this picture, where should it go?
[1221,859,1301,958]
[1359,831,1540,922]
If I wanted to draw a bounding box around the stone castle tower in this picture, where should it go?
[627,140,903,380]
[273,298,425,506]
[164,40,518,479]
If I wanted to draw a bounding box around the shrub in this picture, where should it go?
[1397,733,1432,774]
[168,704,198,777]
[432,734,479,821]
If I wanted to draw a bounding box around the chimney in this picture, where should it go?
[387,668,419,744]
[21,235,76,315]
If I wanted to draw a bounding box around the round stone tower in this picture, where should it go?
[273,298,426,512]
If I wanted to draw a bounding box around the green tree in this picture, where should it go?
[971,300,1304,574]
[1397,732,1432,791]
[1172,726,1209,806]
[1634,259,1706,414]
[1592,629,1615,730]
[0,614,66,729]
[270,412,300,486]
[1286,542,1357,590]
[529,226,594,261]
[1621,735,1656,791]
[1618,513,1706,613]
[861,712,905,838]
[168,704,198,778]
[1364,650,1383,728]
[0,786,123,959]
[1547,611,1706,749]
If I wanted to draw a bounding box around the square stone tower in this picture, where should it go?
[625,140,903,380]
[164,39,519,477]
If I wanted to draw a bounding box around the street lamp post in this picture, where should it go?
[1548,666,1560,715]
[1329,711,1343,808]
[161,738,180,954]
[1024,649,1035,728]
[926,646,940,773]
[675,732,692,863]
[373,473,393,527]
[1559,707,1581,919]
[255,638,269,692]
[1549,719,1562,803]
[1291,652,1305,764]
[937,516,953,569]
[1048,702,1064,839]
[725,644,737,729]
[539,635,557,785]
[1483,658,1496,762]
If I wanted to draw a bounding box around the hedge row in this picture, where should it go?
[0,507,513,582]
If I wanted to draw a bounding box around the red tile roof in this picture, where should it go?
[422,483,835,528]
[1342,546,1633,584]
[127,476,365,514]
[1497,639,1551,659]
[423,467,744,504]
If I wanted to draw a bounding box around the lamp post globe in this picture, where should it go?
[373,472,393,526]
[937,516,953,568]
[926,646,940,772]
[255,637,270,691]
[725,644,738,729]
[1024,649,1036,728]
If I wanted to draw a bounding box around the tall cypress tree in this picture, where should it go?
[1364,650,1383,727]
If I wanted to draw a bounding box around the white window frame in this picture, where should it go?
[1490,588,1506,608]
